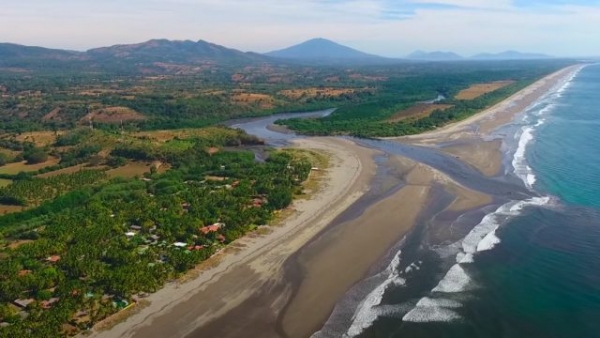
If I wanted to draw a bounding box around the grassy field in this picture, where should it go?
[388,103,453,122]
[81,106,147,124]
[132,127,241,143]
[278,87,362,99]
[14,131,63,146]
[455,80,515,100]
[36,164,108,178]
[106,162,153,178]
[0,205,25,215]
[160,139,195,152]
[231,93,275,109]
[0,178,12,187]
[0,157,61,175]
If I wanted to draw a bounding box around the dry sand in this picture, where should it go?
[86,137,377,338]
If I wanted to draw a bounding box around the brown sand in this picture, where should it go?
[441,140,503,177]
[87,137,377,338]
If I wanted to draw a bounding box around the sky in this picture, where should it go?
[1,0,600,57]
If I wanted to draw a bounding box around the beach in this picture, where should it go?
[86,137,376,338]
[86,64,582,338]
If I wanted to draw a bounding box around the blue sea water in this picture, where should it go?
[530,64,600,208]
[333,64,600,338]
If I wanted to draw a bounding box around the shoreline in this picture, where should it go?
[327,64,585,336]
[87,64,582,338]
[86,137,377,338]
[396,64,585,178]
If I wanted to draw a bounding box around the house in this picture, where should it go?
[14,298,35,308]
[199,223,225,235]
[125,232,136,237]
[18,270,32,277]
[40,297,60,309]
[130,225,142,231]
[217,234,226,243]
[173,242,187,248]
[149,234,160,242]
[46,255,61,263]
[252,198,265,208]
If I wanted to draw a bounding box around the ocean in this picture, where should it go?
[324,64,600,338]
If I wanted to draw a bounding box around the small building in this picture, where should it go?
[217,234,226,243]
[200,223,224,235]
[46,255,61,263]
[125,232,136,237]
[173,242,187,248]
[40,297,60,309]
[149,234,160,242]
[14,298,35,308]
[130,225,142,231]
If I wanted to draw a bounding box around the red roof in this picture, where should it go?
[46,255,61,263]
[217,234,226,243]
[18,270,32,276]
[200,224,221,235]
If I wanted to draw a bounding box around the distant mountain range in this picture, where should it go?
[406,50,552,61]
[0,39,267,72]
[265,38,383,61]
[265,39,552,62]
[0,38,555,73]
[87,39,265,63]
[407,50,463,61]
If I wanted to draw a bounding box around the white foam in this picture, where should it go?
[416,297,462,309]
[432,264,474,293]
[477,231,501,252]
[346,250,405,337]
[511,65,585,191]
[513,125,537,189]
[403,303,462,323]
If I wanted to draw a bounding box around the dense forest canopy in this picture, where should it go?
[0,128,315,337]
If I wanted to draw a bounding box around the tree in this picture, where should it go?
[24,148,48,164]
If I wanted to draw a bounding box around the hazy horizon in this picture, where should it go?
[2,0,600,57]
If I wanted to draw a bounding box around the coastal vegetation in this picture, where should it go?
[276,61,571,137]
[0,127,316,337]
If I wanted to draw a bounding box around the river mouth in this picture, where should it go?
[226,107,521,338]
[225,108,335,147]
